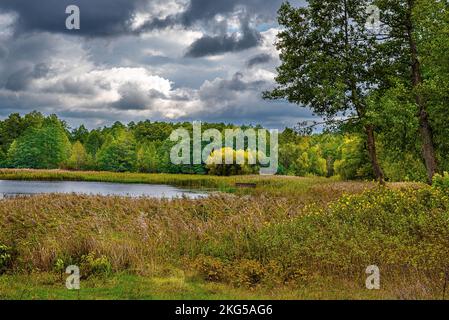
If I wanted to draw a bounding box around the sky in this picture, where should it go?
[0,0,315,130]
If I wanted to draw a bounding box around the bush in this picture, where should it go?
[193,256,267,287]
[193,255,226,282]
[433,172,449,192]
[80,253,112,278]
[0,244,13,274]
[334,136,372,180]
[206,148,259,176]
[231,259,266,287]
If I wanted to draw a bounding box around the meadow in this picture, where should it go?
[0,169,448,300]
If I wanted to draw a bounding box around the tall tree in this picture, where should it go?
[265,0,385,182]
[71,125,89,144]
[96,131,137,172]
[136,142,159,173]
[85,130,104,157]
[0,114,24,153]
[66,141,92,170]
[415,0,449,172]
[7,120,71,169]
[375,0,447,183]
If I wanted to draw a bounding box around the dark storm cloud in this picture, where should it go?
[0,0,147,36]
[199,72,268,103]
[0,0,287,36]
[52,78,100,96]
[140,0,289,55]
[141,0,296,30]
[0,0,305,55]
[185,23,261,57]
[4,63,50,91]
[246,53,273,68]
[112,84,166,111]
[0,45,8,59]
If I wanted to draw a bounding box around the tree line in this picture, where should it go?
[0,111,440,182]
[0,112,270,175]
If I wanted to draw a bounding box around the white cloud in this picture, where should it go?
[0,3,319,129]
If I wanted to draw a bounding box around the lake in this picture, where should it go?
[0,180,208,199]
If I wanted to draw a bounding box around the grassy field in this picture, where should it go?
[0,169,448,300]
[0,168,350,196]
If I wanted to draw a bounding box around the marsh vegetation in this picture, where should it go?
[0,170,448,300]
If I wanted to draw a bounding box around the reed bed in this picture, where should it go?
[0,170,445,299]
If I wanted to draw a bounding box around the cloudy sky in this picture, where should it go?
[0,0,315,129]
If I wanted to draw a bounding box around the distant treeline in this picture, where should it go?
[0,111,444,182]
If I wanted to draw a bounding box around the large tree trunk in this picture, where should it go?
[365,125,385,184]
[342,0,384,184]
[406,0,438,184]
[416,95,438,184]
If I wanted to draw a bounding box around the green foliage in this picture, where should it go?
[136,142,159,173]
[206,148,259,176]
[0,104,446,182]
[0,244,13,274]
[85,130,104,157]
[433,172,449,192]
[66,141,93,170]
[71,125,89,144]
[334,136,372,180]
[7,120,71,169]
[265,1,377,117]
[0,112,44,154]
[278,132,340,177]
[414,0,449,172]
[97,131,137,172]
[54,258,65,274]
[381,153,427,182]
[80,253,112,278]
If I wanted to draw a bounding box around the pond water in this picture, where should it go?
[0,180,207,199]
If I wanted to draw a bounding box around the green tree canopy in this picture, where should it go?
[264,0,385,182]
[7,120,71,169]
[96,131,137,172]
[66,141,92,170]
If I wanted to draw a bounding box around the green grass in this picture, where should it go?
[0,168,385,199]
[0,168,320,193]
[0,273,406,300]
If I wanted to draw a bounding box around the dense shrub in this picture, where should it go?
[251,187,449,275]
[80,253,112,278]
[206,148,259,176]
[433,172,449,192]
[0,244,13,274]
